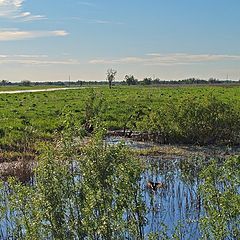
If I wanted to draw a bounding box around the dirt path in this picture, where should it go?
[0,87,83,94]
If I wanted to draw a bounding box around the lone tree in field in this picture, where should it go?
[106,69,117,89]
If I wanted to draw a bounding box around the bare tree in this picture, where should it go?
[106,69,117,89]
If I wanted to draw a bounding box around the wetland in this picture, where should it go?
[0,85,239,239]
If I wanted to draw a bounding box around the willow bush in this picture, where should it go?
[199,156,240,240]
[0,129,146,239]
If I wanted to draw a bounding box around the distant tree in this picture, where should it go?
[106,69,117,89]
[143,77,152,85]
[21,80,31,86]
[208,78,220,83]
[152,78,160,84]
[77,80,83,86]
[125,75,138,86]
[0,80,9,86]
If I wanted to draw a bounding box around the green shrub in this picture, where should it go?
[199,156,240,239]
[0,130,145,239]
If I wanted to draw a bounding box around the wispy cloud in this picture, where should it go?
[77,1,96,7]
[92,19,124,25]
[12,54,49,58]
[0,0,46,21]
[0,54,80,65]
[94,20,111,24]
[90,53,240,66]
[70,16,124,25]
[0,30,69,41]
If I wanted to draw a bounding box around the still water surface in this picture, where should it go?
[107,136,204,238]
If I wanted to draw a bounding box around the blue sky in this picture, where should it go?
[0,0,240,81]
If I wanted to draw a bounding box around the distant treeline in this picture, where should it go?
[0,77,240,87]
[123,76,240,85]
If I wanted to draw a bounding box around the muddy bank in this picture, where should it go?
[1,135,239,183]
[0,160,35,183]
[106,134,240,158]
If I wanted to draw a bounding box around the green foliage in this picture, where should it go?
[125,75,138,86]
[142,78,152,85]
[0,117,239,239]
[137,92,240,145]
[199,156,240,239]
[79,135,145,239]
[176,95,240,144]
[0,128,145,239]
[83,89,106,133]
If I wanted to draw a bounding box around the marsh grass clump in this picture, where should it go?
[137,94,240,145]
[176,95,240,145]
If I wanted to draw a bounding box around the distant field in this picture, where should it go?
[0,85,239,161]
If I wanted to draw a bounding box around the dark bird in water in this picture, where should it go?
[147,181,165,192]
[84,122,94,133]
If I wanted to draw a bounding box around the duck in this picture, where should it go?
[147,181,165,192]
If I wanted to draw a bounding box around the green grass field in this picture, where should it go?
[0,85,240,161]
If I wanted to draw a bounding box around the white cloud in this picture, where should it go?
[90,53,240,66]
[0,30,69,41]
[77,1,96,7]
[0,0,46,21]
[92,19,124,25]
[12,54,48,58]
[70,16,124,25]
[94,20,111,24]
[0,54,80,65]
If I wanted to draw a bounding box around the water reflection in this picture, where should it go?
[141,156,202,238]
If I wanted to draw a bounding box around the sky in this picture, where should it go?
[0,0,240,82]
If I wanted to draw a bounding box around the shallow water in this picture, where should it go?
[105,136,155,149]
[1,137,237,239]
[106,136,204,238]
[141,156,202,238]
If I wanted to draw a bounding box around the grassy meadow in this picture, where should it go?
[0,85,240,150]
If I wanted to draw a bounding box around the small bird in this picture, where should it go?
[147,181,165,192]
